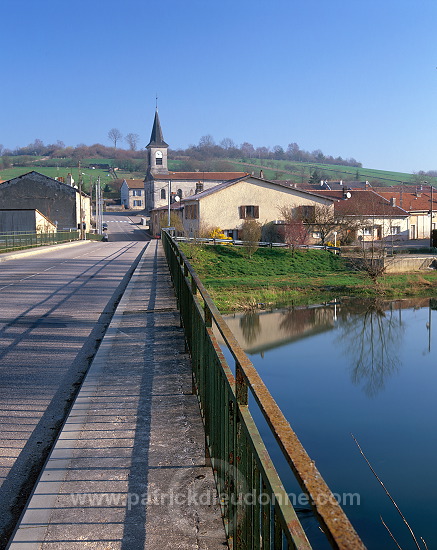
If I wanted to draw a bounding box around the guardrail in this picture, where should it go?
[162,229,365,550]
[0,231,82,253]
[172,235,341,252]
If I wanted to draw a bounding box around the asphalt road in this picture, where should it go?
[101,211,149,242]
[0,213,150,547]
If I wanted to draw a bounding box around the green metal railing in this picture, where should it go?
[0,231,101,253]
[162,230,366,550]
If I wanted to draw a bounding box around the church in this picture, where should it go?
[143,110,248,214]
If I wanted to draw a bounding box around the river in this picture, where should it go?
[220,297,437,549]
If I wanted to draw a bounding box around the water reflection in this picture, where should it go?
[222,297,433,397]
[336,300,403,397]
[225,306,335,355]
[219,298,437,549]
[239,312,261,344]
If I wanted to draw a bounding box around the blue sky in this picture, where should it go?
[2,0,437,173]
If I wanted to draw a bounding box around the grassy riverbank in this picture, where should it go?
[179,243,437,311]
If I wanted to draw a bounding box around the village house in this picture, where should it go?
[316,189,410,242]
[143,109,248,214]
[150,175,335,239]
[373,186,437,240]
[0,171,91,231]
[120,179,145,210]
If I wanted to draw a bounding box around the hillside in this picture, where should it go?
[1,156,436,193]
[220,158,437,187]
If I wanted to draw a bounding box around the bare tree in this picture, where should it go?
[305,203,337,245]
[108,128,123,149]
[240,219,262,257]
[125,133,140,151]
[348,242,387,284]
[198,135,215,148]
[278,205,309,254]
[220,137,235,150]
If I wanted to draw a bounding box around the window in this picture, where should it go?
[390,226,401,235]
[363,227,372,236]
[161,188,166,200]
[133,200,142,207]
[132,189,142,196]
[312,231,321,239]
[185,204,198,219]
[239,205,260,219]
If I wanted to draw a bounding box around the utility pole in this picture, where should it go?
[95,176,103,234]
[430,183,434,248]
[78,161,84,239]
[167,179,172,227]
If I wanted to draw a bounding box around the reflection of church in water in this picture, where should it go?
[143,109,247,214]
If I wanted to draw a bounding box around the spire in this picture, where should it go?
[147,109,168,148]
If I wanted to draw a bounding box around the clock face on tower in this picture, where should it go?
[155,150,163,166]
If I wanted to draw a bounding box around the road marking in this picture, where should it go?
[0,243,138,291]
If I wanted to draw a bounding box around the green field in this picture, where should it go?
[179,243,437,311]
[224,158,437,187]
[2,155,435,193]
[0,165,115,194]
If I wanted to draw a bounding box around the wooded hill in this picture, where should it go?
[1,136,436,191]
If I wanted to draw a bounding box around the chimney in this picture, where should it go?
[66,173,74,186]
[195,182,204,194]
[390,197,396,207]
[259,170,264,179]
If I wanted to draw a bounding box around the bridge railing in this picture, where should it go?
[0,231,82,253]
[162,230,366,550]
[0,231,104,253]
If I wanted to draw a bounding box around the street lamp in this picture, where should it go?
[428,183,434,248]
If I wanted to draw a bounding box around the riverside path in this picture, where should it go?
[6,238,226,549]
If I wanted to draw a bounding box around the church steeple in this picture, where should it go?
[146,109,169,175]
[147,109,168,148]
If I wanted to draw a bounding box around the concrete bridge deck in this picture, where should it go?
[8,240,226,549]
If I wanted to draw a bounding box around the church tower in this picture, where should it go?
[146,109,169,176]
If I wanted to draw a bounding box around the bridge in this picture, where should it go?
[3,218,365,549]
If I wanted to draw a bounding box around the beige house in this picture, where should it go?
[120,179,145,210]
[316,189,410,242]
[374,187,437,240]
[150,176,335,238]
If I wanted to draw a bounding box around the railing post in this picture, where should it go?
[235,361,248,550]
[236,362,248,406]
[204,303,212,329]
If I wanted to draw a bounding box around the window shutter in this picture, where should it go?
[239,206,245,219]
[254,206,259,219]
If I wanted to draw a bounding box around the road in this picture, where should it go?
[100,211,149,242]
[0,212,150,547]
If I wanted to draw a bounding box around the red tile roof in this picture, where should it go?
[316,189,409,217]
[376,190,437,212]
[123,179,144,188]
